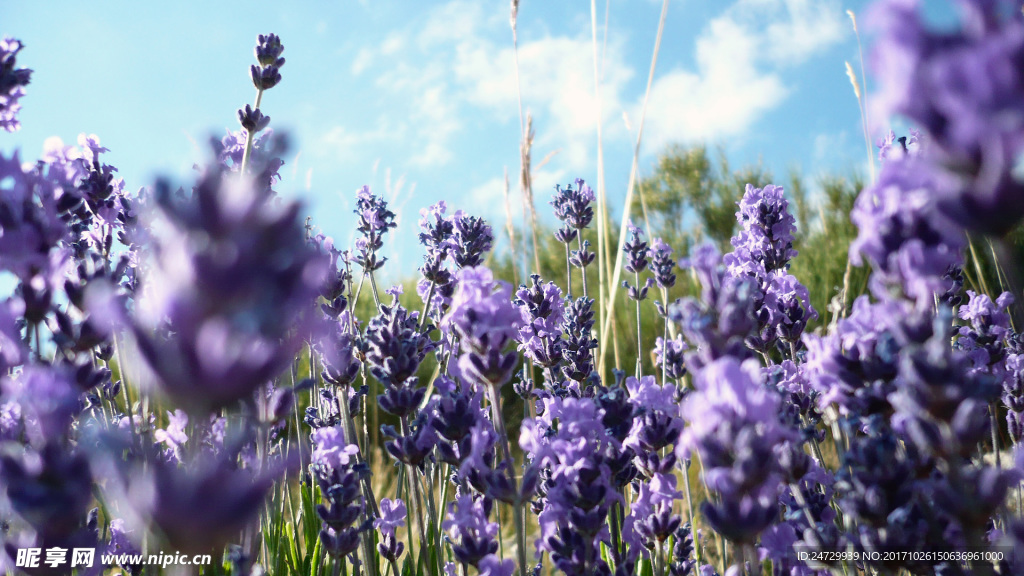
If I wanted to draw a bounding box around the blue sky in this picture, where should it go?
[6,0,888,273]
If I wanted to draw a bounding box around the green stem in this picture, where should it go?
[485,384,528,576]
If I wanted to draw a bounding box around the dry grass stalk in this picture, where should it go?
[598,0,670,375]
[520,115,542,275]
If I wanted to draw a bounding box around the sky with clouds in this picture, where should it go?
[6,0,901,272]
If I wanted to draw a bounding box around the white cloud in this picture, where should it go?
[641,0,846,151]
[351,47,373,75]
[380,32,406,56]
[344,0,846,208]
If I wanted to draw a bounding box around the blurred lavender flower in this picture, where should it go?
[0,150,73,286]
[106,518,143,576]
[317,315,362,388]
[868,0,1024,235]
[153,409,189,463]
[670,243,758,371]
[1,365,82,447]
[352,185,397,273]
[132,162,326,413]
[956,290,1013,380]
[551,178,595,244]
[893,313,1001,458]
[477,555,516,576]
[1,444,93,542]
[877,129,922,163]
[849,154,964,305]
[0,37,31,132]
[653,335,687,382]
[802,296,913,424]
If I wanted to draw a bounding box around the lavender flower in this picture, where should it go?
[442,266,519,390]
[623,222,649,274]
[670,243,758,371]
[375,498,406,563]
[428,382,488,466]
[726,183,796,275]
[382,413,437,468]
[0,37,31,132]
[551,178,595,244]
[250,33,285,91]
[237,104,270,134]
[679,358,794,545]
[561,296,599,384]
[443,494,499,567]
[448,211,493,269]
[648,238,677,289]
[312,427,368,560]
[653,335,687,382]
[419,201,455,252]
[624,375,683,477]
[520,397,618,575]
[352,185,397,273]
[630,472,683,547]
[515,275,566,373]
[366,299,433,420]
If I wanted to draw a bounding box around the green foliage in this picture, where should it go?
[632,144,773,250]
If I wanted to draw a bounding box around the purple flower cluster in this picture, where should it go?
[551,178,595,245]
[5,10,1024,576]
[850,145,965,305]
[680,358,793,545]
[133,164,326,412]
[724,183,816,355]
[521,396,620,576]
[0,37,31,132]
[869,0,1024,235]
[353,185,397,272]
[442,266,519,391]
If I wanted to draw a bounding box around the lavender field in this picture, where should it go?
[4,1,1024,575]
